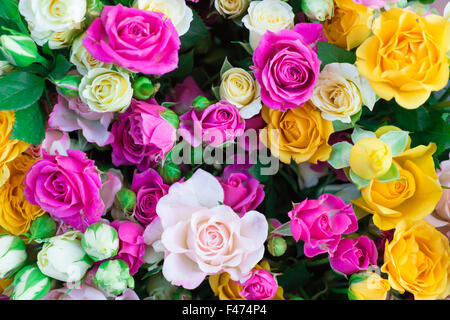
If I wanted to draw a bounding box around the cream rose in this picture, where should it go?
[79,68,133,113]
[219,67,262,119]
[156,169,268,290]
[19,0,86,45]
[215,0,250,19]
[70,34,112,76]
[47,29,79,50]
[242,0,295,50]
[133,0,193,36]
[311,63,376,123]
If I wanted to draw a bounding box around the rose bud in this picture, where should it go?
[348,271,391,300]
[192,96,212,111]
[10,265,52,300]
[133,77,156,100]
[267,236,287,257]
[116,188,137,213]
[239,269,278,300]
[55,74,82,98]
[0,235,27,278]
[81,222,119,262]
[0,33,39,67]
[301,0,334,21]
[94,259,135,296]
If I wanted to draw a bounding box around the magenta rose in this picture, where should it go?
[239,269,278,300]
[218,165,264,216]
[111,99,176,171]
[24,150,105,231]
[131,169,169,226]
[83,4,180,75]
[329,236,378,275]
[111,220,146,275]
[252,23,322,111]
[288,193,358,257]
[179,101,245,147]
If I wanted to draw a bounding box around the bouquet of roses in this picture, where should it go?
[0,0,448,301]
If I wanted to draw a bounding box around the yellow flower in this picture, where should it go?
[352,127,442,230]
[209,260,285,300]
[0,111,29,188]
[260,101,334,164]
[323,0,374,50]
[381,220,450,300]
[356,8,450,109]
[350,137,392,180]
[348,272,390,300]
[0,154,44,235]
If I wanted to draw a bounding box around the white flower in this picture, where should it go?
[133,0,193,36]
[47,28,79,50]
[220,67,262,119]
[0,235,27,278]
[37,231,93,282]
[81,222,119,262]
[156,169,268,290]
[70,34,112,76]
[242,0,295,50]
[79,68,133,113]
[311,63,376,123]
[215,0,250,19]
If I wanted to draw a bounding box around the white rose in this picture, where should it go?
[215,0,250,19]
[47,28,79,50]
[311,63,376,123]
[19,0,86,45]
[0,235,27,278]
[79,68,133,113]
[81,222,119,262]
[70,34,112,76]
[242,0,295,50]
[220,67,262,119]
[134,0,193,36]
[37,231,93,282]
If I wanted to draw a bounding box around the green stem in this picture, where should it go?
[298,287,310,300]
[311,282,329,300]
[427,100,450,111]
[305,257,329,267]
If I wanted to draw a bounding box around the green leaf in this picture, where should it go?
[351,108,363,126]
[376,163,400,183]
[167,50,194,79]
[0,72,46,111]
[278,264,311,290]
[179,10,209,51]
[211,86,220,101]
[0,0,27,33]
[10,102,45,145]
[271,222,292,237]
[317,42,356,68]
[332,120,353,132]
[328,142,353,169]
[349,169,370,189]
[231,41,254,55]
[351,126,376,144]
[160,108,180,129]
[49,54,72,80]
[220,57,234,77]
[394,106,431,132]
[379,130,409,156]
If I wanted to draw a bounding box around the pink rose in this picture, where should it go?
[218,164,265,216]
[43,284,107,300]
[329,236,378,275]
[353,0,399,9]
[157,169,268,289]
[111,220,146,275]
[100,170,123,215]
[252,23,322,111]
[49,94,114,147]
[179,101,245,147]
[239,269,278,300]
[111,99,176,171]
[24,150,105,231]
[83,4,180,75]
[131,169,169,226]
[166,76,206,115]
[40,129,70,156]
[288,193,358,257]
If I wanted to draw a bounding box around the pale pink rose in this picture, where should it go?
[156,169,268,289]
[99,169,123,215]
[41,129,70,156]
[42,284,107,300]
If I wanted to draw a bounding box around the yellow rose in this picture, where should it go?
[348,272,390,300]
[381,220,450,300]
[323,0,374,50]
[352,127,442,230]
[0,154,44,235]
[356,8,450,109]
[209,260,284,300]
[260,101,334,164]
[0,111,29,188]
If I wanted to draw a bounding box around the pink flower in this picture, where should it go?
[329,236,378,275]
[179,101,245,147]
[111,220,146,275]
[239,269,278,300]
[100,170,123,215]
[24,150,105,231]
[48,94,114,147]
[43,284,107,300]
[353,0,399,9]
[252,23,322,111]
[111,99,176,171]
[218,164,265,216]
[288,193,358,257]
[131,169,169,226]
[157,169,268,289]
[166,76,206,115]
[41,129,70,156]
[83,4,180,75]
[238,114,266,152]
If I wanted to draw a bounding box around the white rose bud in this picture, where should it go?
[10,265,52,300]
[219,67,262,119]
[242,0,295,50]
[311,63,376,123]
[81,222,119,262]
[301,0,334,21]
[0,34,39,68]
[94,260,135,296]
[37,231,93,282]
[70,34,112,76]
[215,0,250,19]
[0,235,27,278]
[133,0,193,36]
[79,68,133,113]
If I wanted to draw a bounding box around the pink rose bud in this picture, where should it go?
[239,269,278,300]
